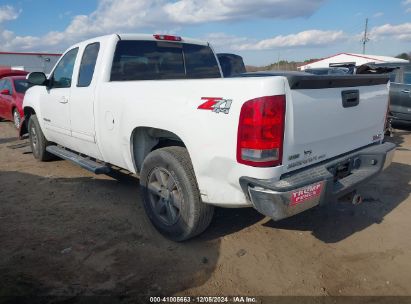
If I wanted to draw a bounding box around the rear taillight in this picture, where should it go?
[237,95,286,167]
[153,34,182,41]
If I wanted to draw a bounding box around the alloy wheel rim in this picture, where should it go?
[30,125,38,151]
[14,111,20,129]
[147,167,182,226]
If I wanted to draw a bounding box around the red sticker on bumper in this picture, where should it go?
[291,183,323,206]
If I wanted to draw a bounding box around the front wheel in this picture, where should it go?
[140,146,214,241]
[28,114,53,161]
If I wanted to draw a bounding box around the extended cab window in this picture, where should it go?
[51,48,78,88]
[110,40,221,81]
[78,42,100,87]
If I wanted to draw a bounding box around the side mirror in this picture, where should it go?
[27,72,47,86]
[0,89,10,95]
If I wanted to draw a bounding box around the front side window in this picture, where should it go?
[51,48,78,88]
[110,40,221,81]
[78,43,100,87]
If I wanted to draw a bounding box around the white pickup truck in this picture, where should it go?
[22,33,395,241]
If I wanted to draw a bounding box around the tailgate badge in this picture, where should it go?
[288,153,300,161]
[304,150,312,157]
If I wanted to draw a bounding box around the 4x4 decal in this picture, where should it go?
[198,97,232,114]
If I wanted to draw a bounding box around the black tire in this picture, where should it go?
[28,114,53,161]
[12,108,21,129]
[140,146,214,241]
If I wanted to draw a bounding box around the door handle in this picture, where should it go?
[59,96,69,104]
[401,89,410,94]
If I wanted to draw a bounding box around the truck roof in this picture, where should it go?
[72,33,209,47]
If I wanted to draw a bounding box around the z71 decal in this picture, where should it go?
[198,97,232,114]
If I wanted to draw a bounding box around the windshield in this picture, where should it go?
[14,79,34,94]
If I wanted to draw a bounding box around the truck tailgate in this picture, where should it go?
[281,74,389,172]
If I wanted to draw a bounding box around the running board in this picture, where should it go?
[46,146,110,174]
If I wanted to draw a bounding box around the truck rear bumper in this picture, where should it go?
[239,142,396,221]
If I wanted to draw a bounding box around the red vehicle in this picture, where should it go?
[0,68,31,129]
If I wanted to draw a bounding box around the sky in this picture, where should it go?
[0,0,410,66]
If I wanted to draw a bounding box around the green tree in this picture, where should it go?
[396,53,410,61]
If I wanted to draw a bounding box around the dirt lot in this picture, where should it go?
[0,120,411,301]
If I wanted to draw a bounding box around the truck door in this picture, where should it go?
[69,42,99,143]
[40,47,78,137]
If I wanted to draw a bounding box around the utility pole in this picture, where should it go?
[361,18,370,54]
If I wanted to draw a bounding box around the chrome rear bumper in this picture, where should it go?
[240,142,396,221]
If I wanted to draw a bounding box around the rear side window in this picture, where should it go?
[110,40,221,81]
[78,42,100,87]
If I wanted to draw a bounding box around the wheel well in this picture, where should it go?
[24,107,36,118]
[131,127,185,172]
[20,107,36,136]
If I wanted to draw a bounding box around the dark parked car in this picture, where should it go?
[304,67,352,75]
[357,62,411,125]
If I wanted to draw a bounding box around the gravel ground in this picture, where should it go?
[0,120,410,302]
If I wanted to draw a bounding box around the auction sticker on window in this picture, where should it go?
[291,182,323,206]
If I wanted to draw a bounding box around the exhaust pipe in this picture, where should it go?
[352,193,363,205]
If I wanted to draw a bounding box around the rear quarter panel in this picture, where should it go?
[95,76,288,206]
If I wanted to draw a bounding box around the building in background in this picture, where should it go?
[0,52,61,74]
[298,53,409,71]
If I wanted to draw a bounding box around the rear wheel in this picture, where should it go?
[28,114,53,161]
[13,109,21,129]
[140,146,214,241]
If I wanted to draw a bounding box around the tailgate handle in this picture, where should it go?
[341,90,360,108]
